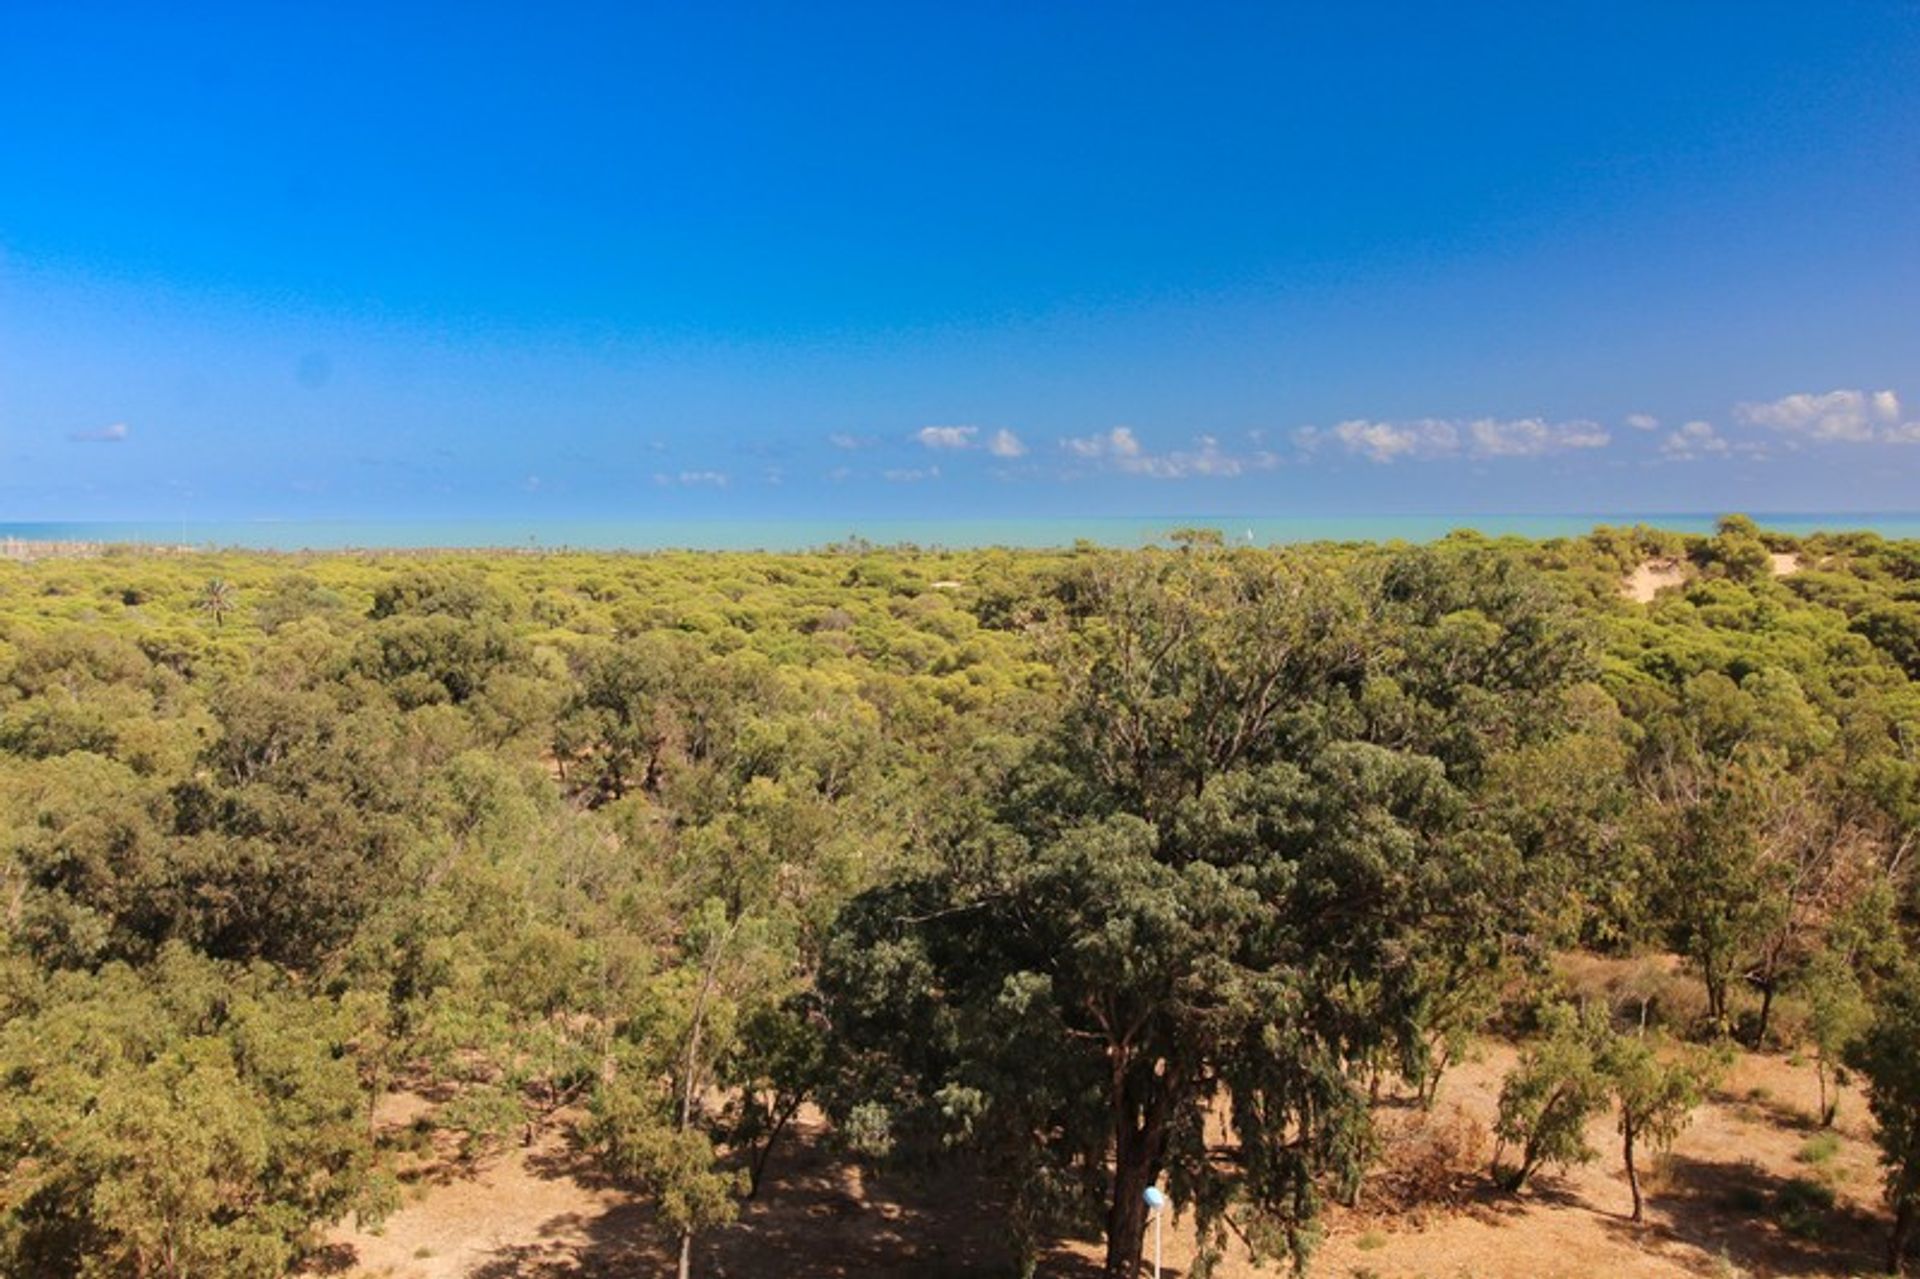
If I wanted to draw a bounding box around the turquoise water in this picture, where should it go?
[5,514,1920,552]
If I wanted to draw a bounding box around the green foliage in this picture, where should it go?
[195,577,239,629]
[1797,1131,1842,1166]
[1602,1029,1722,1220]
[1855,964,1920,1272]
[1694,514,1775,584]
[1772,1175,1838,1241]
[1654,766,1790,1033]
[0,946,390,1277]
[584,1054,744,1237]
[1493,1002,1612,1193]
[826,542,1592,1275]
[0,525,1917,1275]
[1803,948,1871,1127]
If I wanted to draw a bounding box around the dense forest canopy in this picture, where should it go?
[4,518,1920,1277]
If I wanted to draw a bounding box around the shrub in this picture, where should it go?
[1772,1176,1836,1240]
[1493,1003,1611,1193]
[1796,1132,1841,1166]
[1367,1104,1489,1212]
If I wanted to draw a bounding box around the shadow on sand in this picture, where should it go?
[458,1126,1122,1278]
[1593,1152,1886,1279]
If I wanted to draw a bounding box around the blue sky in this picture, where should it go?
[3,2,1918,521]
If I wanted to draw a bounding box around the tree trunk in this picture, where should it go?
[671,922,732,1279]
[1103,1068,1170,1277]
[366,1067,383,1142]
[747,1093,802,1199]
[1624,1122,1643,1222]
[1754,979,1776,1048]
[1890,1195,1913,1276]
[1104,1148,1153,1277]
[1422,1040,1453,1110]
[1704,969,1727,1032]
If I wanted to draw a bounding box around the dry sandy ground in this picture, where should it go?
[1621,553,1802,604]
[1080,1043,1888,1279]
[323,1036,1890,1279]
[324,1097,1006,1279]
[1623,560,1691,603]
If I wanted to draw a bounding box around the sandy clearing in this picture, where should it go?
[323,1041,1888,1279]
[1623,551,1803,604]
[1623,560,1689,603]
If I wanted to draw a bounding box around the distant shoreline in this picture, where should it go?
[6,513,1920,556]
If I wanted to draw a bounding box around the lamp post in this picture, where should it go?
[1143,1185,1166,1279]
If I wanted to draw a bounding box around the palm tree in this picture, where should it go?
[196,578,238,629]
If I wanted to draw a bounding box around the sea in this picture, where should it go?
[4,514,1920,553]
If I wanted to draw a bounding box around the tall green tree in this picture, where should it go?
[0,947,390,1277]
[586,902,795,1279]
[194,578,238,629]
[1602,1031,1719,1222]
[1854,963,1920,1275]
[1803,948,1870,1128]
[825,545,1587,1276]
[1492,1002,1610,1195]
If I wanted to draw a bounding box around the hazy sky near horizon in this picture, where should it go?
[3,3,1919,521]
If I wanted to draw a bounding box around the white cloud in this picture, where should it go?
[1734,388,1905,443]
[1304,419,1455,463]
[987,428,1027,458]
[68,422,129,443]
[1625,413,1660,431]
[915,425,977,450]
[1661,420,1730,459]
[883,465,941,483]
[1176,436,1250,477]
[1119,435,1248,478]
[654,470,729,487]
[1469,417,1610,457]
[1296,416,1609,463]
[828,432,875,451]
[1060,427,1273,479]
[1064,426,1142,459]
